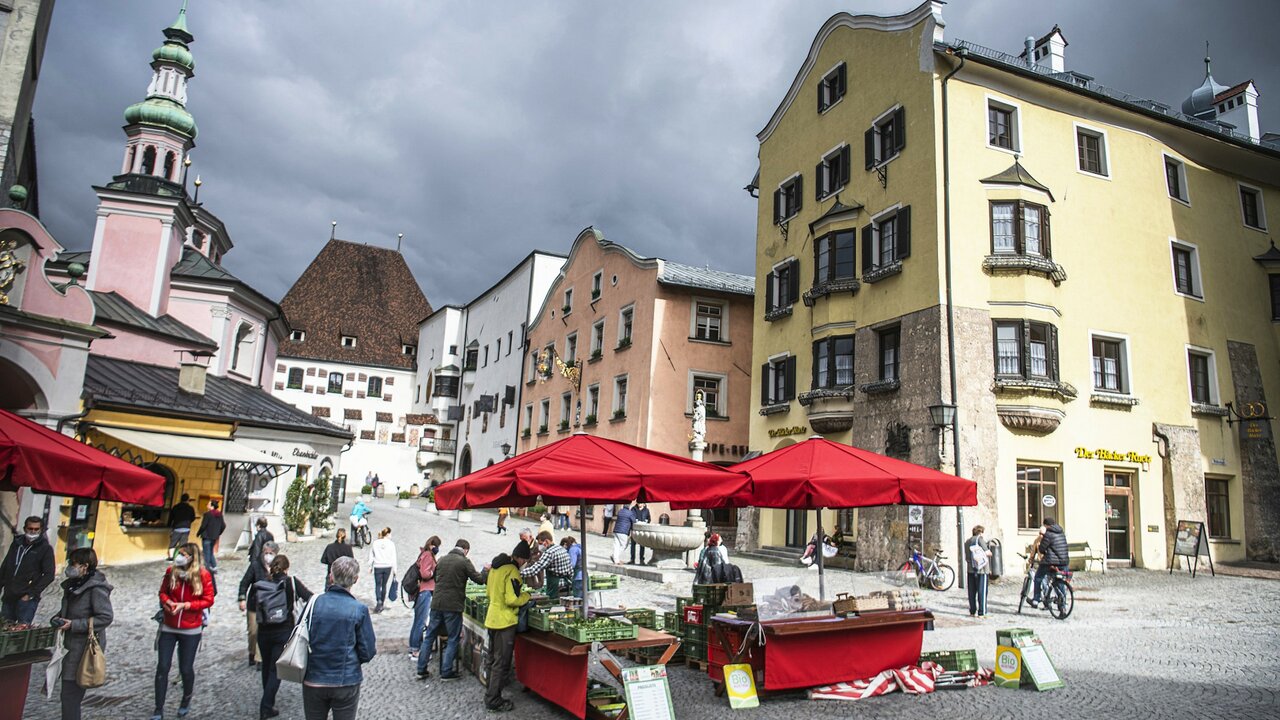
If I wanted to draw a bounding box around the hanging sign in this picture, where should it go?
[621,665,676,720]
[723,663,760,709]
[1169,519,1214,578]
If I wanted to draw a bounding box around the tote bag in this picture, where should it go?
[76,618,106,689]
[276,595,315,683]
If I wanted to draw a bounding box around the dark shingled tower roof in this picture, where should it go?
[279,239,432,370]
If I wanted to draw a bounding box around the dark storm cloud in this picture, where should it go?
[34,1,1280,307]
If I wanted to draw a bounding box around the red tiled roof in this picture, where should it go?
[1214,80,1253,104]
[279,239,432,369]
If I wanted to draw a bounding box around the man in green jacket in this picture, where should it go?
[483,544,531,712]
[417,539,488,680]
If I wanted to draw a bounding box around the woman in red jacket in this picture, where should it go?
[152,542,215,720]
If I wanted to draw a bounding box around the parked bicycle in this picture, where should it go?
[1016,552,1074,619]
[899,545,955,591]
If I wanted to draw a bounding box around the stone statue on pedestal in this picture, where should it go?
[691,391,707,445]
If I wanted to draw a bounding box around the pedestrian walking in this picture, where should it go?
[321,529,355,584]
[483,546,530,713]
[0,515,55,623]
[964,525,992,618]
[168,494,196,559]
[629,502,651,565]
[368,527,397,613]
[611,502,636,564]
[238,541,279,666]
[417,539,487,679]
[408,536,440,659]
[496,507,509,535]
[51,547,112,720]
[561,537,583,598]
[195,500,225,574]
[153,543,215,720]
[601,504,615,536]
[248,517,274,565]
[557,506,570,530]
[254,555,313,720]
[520,531,573,599]
[538,513,554,538]
[303,556,376,720]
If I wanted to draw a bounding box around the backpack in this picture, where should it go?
[401,560,422,601]
[254,578,290,625]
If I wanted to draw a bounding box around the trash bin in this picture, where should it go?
[989,538,1004,580]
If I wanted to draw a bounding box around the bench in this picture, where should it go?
[1066,541,1105,573]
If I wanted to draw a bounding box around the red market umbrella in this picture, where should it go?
[0,409,166,505]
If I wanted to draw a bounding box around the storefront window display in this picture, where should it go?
[1016,464,1058,530]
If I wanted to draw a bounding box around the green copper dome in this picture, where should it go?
[124,97,198,138]
[152,41,194,71]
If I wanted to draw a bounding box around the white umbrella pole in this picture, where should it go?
[816,508,826,601]
[579,499,589,619]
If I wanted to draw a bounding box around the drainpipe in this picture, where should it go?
[941,47,967,589]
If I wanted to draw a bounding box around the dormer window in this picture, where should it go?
[340,335,357,348]
[289,330,305,342]
[402,344,416,356]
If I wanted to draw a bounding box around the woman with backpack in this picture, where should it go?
[152,543,215,720]
[368,527,397,613]
[408,536,441,659]
[254,554,313,720]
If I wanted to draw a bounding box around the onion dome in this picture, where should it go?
[1181,54,1228,119]
[124,97,198,139]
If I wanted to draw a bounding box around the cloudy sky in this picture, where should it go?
[34,1,1279,308]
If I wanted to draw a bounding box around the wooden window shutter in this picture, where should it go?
[1021,320,1033,379]
[817,80,824,113]
[812,339,822,389]
[785,356,797,400]
[893,106,906,151]
[815,160,825,199]
[773,188,782,224]
[788,260,800,302]
[794,176,803,215]
[895,206,911,260]
[861,225,874,272]
[1042,206,1052,258]
[1048,324,1060,380]
[760,363,771,404]
[839,145,851,186]
[864,127,876,169]
[837,63,847,96]
[765,271,775,312]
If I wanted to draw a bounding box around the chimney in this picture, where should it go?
[179,360,207,395]
[1216,82,1261,142]
[1025,36,1036,67]
[1022,26,1068,73]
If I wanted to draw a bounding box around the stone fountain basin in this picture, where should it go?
[631,522,704,568]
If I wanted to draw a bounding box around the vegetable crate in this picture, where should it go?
[0,628,31,658]
[465,596,490,621]
[588,574,619,591]
[27,626,57,651]
[465,582,487,597]
[663,611,681,634]
[920,649,979,673]
[692,583,728,606]
[553,618,639,643]
[623,608,658,629]
[529,609,577,632]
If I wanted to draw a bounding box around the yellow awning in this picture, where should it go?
[94,426,287,466]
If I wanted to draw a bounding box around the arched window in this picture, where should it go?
[141,146,156,175]
[230,322,254,374]
[328,372,344,394]
[125,146,136,174]
[163,151,177,181]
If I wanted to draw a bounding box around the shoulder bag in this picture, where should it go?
[275,594,315,683]
[76,617,106,688]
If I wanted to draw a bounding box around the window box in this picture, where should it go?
[562,304,572,315]
[758,402,791,416]
[802,277,860,307]
[615,337,632,351]
[860,379,900,395]
[862,260,902,284]
[797,388,856,407]
[537,424,549,435]
[1191,403,1228,418]
[981,254,1068,285]
[558,420,570,431]
[584,414,597,426]
[591,289,601,301]
[764,304,794,321]
[589,349,602,362]
[611,410,627,421]
[522,428,532,438]
[994,377,1078,401]
[1091,392,1140,408]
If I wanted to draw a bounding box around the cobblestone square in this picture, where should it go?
[23,501,1280,719]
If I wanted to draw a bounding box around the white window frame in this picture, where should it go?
[816,142,849,199]
[1185,344,1220,407]
[690,297,727,343]
[591,319,605,355]
[1089,330,1132,396]
[613,374,629,417]
[591,270,604,299]
[560,392,572,427]
[565,332,578,363]
[587,383,600,419]
[766,351,791,405]
[1163,154,1190,206]
[340,334,357,348]
[870,104,902,168]
[688,370,727,416]
[817,61,845,114]
[770,256,797,308]
[538,399,550,430]
[523,404,533,432]
[289,330,305,342]
[1238,182,1268,231]
[618,305,635,345]
[1073,122,1111,180]
[1169,237,1205,302]
[869,203,903,269]
[775,172,802,223]
[985,94,1022,154]
[562,287,574,314]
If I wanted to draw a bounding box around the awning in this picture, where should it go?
[94,427,286,466]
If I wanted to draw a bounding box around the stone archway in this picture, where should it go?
[458,445,473,477]
[0,356,46,411]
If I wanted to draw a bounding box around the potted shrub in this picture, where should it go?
[558,420,570,432]
[282,475,312,542]
[426,488,437,514]
[522,427,532,438]
[360,483,373,501]
[616,336,631,350]
[613,409,626,420]
[590,348,602,361]
[562,304,573,315]
[309,472,335,534]
[396,489,412,509]
[585,414,597,426]
[538,424,549,435]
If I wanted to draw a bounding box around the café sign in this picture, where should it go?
[292,447,319,459]
[768,426,809,438]
[1073,447,1151,464]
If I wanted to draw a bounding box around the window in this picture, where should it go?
[287,367,303,389]
[340,335,357,348]
[865,106,905,168]
[592,271,603,299]
[1205,478,1231,539]
[1187,348,1217,405]
[495,338,501,358]
[816,145,850,199]
[1075,126,1108,176]
[368,376,383,397]
[878,326,900,382]
[1170,240,1202,299]
[464,346,478,371]
[506,331,513,356]
[811,336,854,389]
[289,330,305,342]
[560,393,572,426]
[1091,336,1127,393]
[448,344,458,356]
[817,62,846,113]
[523,404,533,432]
[1016,465,1059,530]
[591,320,605,355]
[993,320,1058,380]
[694,302,724,341]
[773,175,802,224]
[529,351,540,380]
[1271,275,1280,321]
[696,371,727,412]
[538,399,550,431]
[863,207,911,272]
[433,375,459,398]
[563,288,573,314]
[565,333,578,363]
[990,201,1050,257]
[482,345,489,367]
[761,355,797,404]
[402,344,416,356]
[766,259,799,312]
[614,375,629,417]
[587,384,600,419]
[1240,184,1267,230]
[1164,156,1189,203]
[987,100,1019,151]
[619,306,634,346]
[231,323,254,373]
[327,372,344,394]
[814,231,855,283]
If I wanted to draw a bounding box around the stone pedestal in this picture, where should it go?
[631,522,703,568]
[687,439,708,530]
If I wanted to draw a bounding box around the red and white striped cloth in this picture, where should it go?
[807,662,993,701]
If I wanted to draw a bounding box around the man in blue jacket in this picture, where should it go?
[303,556,376,720]
[611,503,636,565]
[628,502,651,565]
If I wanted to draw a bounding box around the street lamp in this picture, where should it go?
[929,401,965,590]
[928,403,957,428]
[500,442,512,458]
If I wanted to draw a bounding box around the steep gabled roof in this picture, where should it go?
[89,290,216,349]
[658,262,754,296]
[279,238,432,369]
[980,159,1056,201]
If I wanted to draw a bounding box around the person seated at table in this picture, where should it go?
[799,533,837,566]
[519,532,573,600]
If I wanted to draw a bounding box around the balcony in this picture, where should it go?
[798,387,857,434]
[416,437,457,470]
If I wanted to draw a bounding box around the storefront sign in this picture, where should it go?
[994,646,1021,689]
[768,426,809,438]
[1041,495,1057,508]
[1170,519,1214,578]
[1073,447,1152,464]
[292,447,318,459]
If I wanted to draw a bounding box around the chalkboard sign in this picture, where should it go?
[1169,520,1214,578]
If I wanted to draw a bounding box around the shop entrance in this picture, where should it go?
[1104,471,1135,565]
[785,509,808,547]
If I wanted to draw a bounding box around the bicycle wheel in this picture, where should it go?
[1050,582,1074,619]
[929,563,956,591]
[1017,575,1031,614]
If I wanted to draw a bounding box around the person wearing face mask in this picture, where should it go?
[153,543,215,720]
[255,554,313,720]
[519,531,573,600]
[52,547,112,720]
[408,536,441,659]
[0,515,56,624]
[238,541,280,667]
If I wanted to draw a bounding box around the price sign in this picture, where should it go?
[621,665,675,720]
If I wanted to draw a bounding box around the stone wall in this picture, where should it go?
[1152,423,1205,561]
[1227,340,1280,562]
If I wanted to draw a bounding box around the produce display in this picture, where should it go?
[0,622,57,658]
[552,616,639,643]
[588,573,619,591]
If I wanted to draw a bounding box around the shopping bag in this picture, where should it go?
[76,618,106,688]
[44,629,67,698]
[388,575,398,602]
[276,596,315,683]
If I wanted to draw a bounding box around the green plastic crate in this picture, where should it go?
[0,629,31,658]
[920,649,978,672]
[552,618,638,643]
[27,626,57,651]
[692,583,728,606]
[997,628,1035,647]
[623,608,657,629]
[529,609,578,631]
[588,574,619,591]
[663,611,681,634]
[675,596,696,616]
[683,639,707,661]
[682,624,707,643]
[465,582,488,597]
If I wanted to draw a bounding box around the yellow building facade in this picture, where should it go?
[747,2,1280,571]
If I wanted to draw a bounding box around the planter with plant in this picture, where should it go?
[584,414,597,426]
[396,489,412,508]
[283,475,312,539]
[522,428,532,438]
[591,289,600,300]
[360,483,373,497]
[558,420,570,431]
[616,337,631,350]
[562,304,572,314]
[612,409,626,420]
[309,471,334,531]
[538,424,549,435]
[590,348,602,361]
[426,488,437,513]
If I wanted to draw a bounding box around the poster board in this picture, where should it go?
[723,663,760,709]
[994,645,1022,688]
[621,665,675,720]
[1014,635,1064,691]
[1170,520,1214,578]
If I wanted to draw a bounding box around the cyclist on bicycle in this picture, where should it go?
[350,499,372,547]
[1028,516,1068,609]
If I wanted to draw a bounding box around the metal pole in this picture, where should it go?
[816,508,825,601]
[579,499,589,619]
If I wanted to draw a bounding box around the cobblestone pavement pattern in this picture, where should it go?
[24,500,1280,719]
